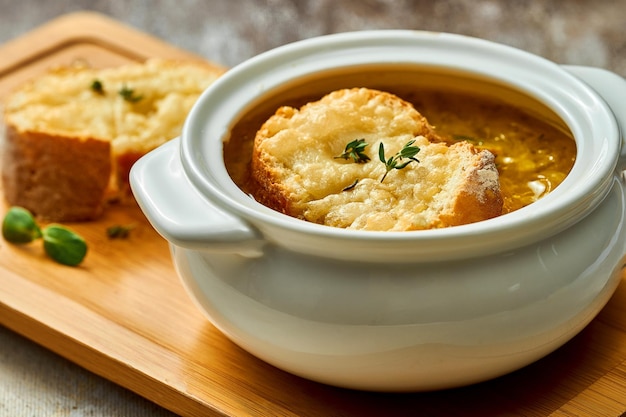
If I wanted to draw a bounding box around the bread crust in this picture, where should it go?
[250,88,503,231]
[2,125,111,221]
[433,141,503,228]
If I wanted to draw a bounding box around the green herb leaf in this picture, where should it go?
[90,79,105,95]
[2,206,42,243]
[335,138,370,163]
[42,225,87,266]
[106,224,134,239]
[378,139,421,183]
[118,85,143,102]
[2,207,87,266]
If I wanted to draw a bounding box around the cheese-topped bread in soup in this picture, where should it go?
[250,87,503,231]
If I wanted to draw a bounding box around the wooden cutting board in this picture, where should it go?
[1,12,625,417]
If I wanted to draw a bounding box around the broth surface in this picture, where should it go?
[224,68,576,216]
[405,90,576,213]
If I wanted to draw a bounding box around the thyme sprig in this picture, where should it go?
[334,138,370,163]
[106,224,135,239]
[336,138,421,183]
[378,139,421,183]
[90,79,105,95]
[118,85,143,102]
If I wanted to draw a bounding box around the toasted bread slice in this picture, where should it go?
[250,88,503,231]
[2,58,223,221]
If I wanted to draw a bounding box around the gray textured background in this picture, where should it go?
[1,0,625,75]
[0,0,625,415]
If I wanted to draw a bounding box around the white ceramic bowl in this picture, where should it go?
[130,31,626,391]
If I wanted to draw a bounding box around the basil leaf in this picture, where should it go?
[2,206,42,243]
[42,225,87,266]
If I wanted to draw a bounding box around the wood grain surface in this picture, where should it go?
[0,12,625,417]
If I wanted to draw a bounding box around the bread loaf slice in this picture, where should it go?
[250,88,503,231]
[2,59,223,221]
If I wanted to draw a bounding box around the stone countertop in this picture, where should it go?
[0,0,624,416]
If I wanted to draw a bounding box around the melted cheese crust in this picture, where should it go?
[5,59,222,156]
[253,88,502,231]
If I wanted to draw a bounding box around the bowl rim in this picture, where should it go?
[179,30,619,259]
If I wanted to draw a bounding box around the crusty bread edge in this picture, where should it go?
[437,146,503,227]
[1,124,112,221]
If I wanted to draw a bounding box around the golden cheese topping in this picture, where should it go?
[5,59,222,157]
[252,88,502,231]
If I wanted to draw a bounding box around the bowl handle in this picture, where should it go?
[563,66,626,165]
[130,138,265,256]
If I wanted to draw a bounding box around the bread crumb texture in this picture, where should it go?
[2,59,223,221]
[251,88,503,231]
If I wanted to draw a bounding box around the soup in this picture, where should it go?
[224,66,576,216]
